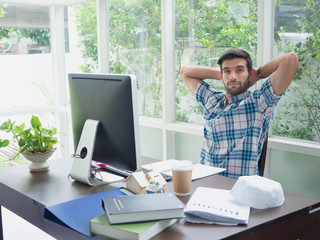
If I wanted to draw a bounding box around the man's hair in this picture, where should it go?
[217,49,253,72]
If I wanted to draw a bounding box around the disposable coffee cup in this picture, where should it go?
[172,160,193,196]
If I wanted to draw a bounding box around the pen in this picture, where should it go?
[96,162,107,167]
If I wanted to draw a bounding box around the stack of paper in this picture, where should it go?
[142,159,225,180]
[184,187,250,225]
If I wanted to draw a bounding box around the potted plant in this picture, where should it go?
[0,115,59,172]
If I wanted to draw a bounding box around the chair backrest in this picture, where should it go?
[258,136,268,176]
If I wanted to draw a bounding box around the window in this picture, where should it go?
[272,0,320,142]
[0,2,68,167]
[73,0,162,118]
[1,0,319,169]
[0,4,53,110]
[175,0,258,124]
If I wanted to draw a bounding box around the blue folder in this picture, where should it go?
[44,187,126,237]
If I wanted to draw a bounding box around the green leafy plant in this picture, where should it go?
[0,115,59,160]
[0,139,9,148]
[272,0,320,142]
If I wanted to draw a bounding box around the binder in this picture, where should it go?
[44,187,126,236]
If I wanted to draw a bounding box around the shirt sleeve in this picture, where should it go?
[254,78,281,114]
[195,81,223,107]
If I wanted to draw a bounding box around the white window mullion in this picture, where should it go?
[161,0,176,160]
[257,0,274,86]
[50,4,69,158]
[257,0,275,177]
[261,0,275,138]
[97,0,109,73]
[260,0,274,65]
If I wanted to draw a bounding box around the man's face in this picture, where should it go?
[220,58,250,97]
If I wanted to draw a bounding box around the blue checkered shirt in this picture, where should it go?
[196,79,281,178]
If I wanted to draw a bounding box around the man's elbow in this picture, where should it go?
[288,52,299,70]
[180,66,185,75]
[180,66,188,79]
[282,52,299,80]
[180,66,191,83]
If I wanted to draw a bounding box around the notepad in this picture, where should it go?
[184,187,250,225]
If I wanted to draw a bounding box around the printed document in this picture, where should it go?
[184,187,250,225]
[142,159,225,180]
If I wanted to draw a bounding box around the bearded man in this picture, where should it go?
[180,49,298,178]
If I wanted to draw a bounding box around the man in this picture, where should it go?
[180,49,298,178]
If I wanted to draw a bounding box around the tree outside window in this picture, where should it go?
[74,0,162,118]
[175,0,258,124]
[273,0,320,142]
[73,0,319,143]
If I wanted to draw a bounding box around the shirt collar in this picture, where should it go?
[228,91,251,104]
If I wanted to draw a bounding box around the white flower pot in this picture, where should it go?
[21,149,56,172]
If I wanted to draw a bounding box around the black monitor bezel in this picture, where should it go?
[68,73,141,172]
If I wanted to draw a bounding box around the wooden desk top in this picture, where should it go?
[0,158,319,240]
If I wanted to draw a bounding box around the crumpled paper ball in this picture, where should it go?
[230,175,285,209]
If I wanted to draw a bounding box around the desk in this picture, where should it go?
[0,158,319,240]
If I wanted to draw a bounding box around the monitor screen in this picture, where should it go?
[68,73,141,172]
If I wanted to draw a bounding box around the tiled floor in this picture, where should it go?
[2,207,55,240]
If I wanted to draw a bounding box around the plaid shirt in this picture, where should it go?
[196,79,281,178]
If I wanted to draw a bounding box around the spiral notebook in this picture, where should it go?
[184,187,250,225]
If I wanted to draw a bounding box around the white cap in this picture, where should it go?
[231,175,285,209]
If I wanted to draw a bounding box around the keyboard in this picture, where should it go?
[98,163,133,177]
[96,162,172,181]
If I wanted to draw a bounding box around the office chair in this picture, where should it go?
[258,136,268,176]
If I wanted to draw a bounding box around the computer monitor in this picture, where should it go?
[68,73,141,176]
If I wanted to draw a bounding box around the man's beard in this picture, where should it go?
[224,76,250,97]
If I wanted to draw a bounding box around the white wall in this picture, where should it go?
[268,149,320,199]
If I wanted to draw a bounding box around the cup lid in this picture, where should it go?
[171,160,193,171]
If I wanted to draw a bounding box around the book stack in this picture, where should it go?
[102,192,185,224]
[90,215,177,240]
[90,192,185,239]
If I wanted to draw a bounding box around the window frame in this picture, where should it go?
[1,0,319,166]
[0,1,70,160]
[152,0,319,158]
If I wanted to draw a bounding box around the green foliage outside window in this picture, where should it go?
[0,4,50,50]
[75,0,162,118]
[74,1,98,72]
[1,1,317,142]
[74,0,258,121]
[175,0,258,123]
[0,27,50,51]
[272,0,320,142]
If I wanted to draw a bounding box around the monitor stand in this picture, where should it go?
[69,119,123,186]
